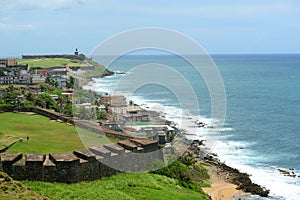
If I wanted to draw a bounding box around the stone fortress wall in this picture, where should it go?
[22,54,86,61]
[0,143,163,183]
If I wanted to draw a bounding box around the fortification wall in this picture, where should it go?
[0,141,18,153]
[22,54,86,61]
[0,144,163,183]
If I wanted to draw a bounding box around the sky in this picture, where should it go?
[0,0,300,57]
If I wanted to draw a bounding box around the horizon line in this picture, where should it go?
[1,52,300,58]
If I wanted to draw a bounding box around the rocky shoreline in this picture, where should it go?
[187,142,270,198]
[210,162,269,197]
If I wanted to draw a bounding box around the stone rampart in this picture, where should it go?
[22,54,86,61]
[0,142,163,183]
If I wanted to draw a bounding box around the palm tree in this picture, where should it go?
[25,92,34,102]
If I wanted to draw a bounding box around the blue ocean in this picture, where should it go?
[85,54,300,199]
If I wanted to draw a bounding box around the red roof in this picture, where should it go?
[35,69,48,77]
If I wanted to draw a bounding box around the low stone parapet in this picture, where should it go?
[0,138,162,183]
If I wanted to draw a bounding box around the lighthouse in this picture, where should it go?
[74,48,79,55]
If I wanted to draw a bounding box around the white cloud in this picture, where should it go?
[0,0,86,11]
[0,0,86,31]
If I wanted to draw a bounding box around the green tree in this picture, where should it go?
[35,93,58,111]
[6,85,15,92]
[97,110,107,120]
[94,99,100,106]
[1,86,21,106]
[25,92,35,102]
[66,76,75,89]
[54,81,59,88]
[40,84,48,92]
[64,103,73,116]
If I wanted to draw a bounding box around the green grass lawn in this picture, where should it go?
[125,122,152,126]
[0,84,26,89]
[22,173,209,200]
[16,58,88,68]
[0,113,118,154]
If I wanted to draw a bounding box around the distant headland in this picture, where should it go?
[22,48,86,61]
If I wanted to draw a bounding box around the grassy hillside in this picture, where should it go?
[0,113,118,154]
[16,58,88,68]
[22,173,209,200]
[15,57,111,81]
[0,172,48,200]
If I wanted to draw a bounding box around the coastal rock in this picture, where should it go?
[278,169,290,175]
[235,147,244,150]
[185,141,270,198]
[218,163,270,197]
[100,70,114,78]
[277,168,299,178]
[191,139,206,146]
[287,174,297,178]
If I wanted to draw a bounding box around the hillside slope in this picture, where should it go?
[22,173,209,200]
[0,172,48,200]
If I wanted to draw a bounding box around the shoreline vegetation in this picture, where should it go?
[0,55,270,199]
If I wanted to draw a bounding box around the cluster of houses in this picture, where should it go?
[72,92,176,145]
[0,49,90,88]
[0,57,84,88]
[0,58,28,85]
[97,94,177,144]
[99,95,150,124]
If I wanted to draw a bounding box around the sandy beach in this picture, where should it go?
[203,164,246,200]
